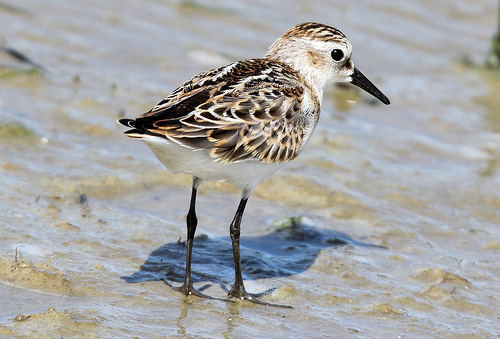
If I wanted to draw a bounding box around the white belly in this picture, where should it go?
[140,135,285,191]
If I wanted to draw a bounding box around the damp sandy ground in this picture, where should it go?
[1,0,500,338]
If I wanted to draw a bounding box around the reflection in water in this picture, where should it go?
[223,302,242,338]
[176,302,188,336]
[479,73,500,177]
[477,69,500,177]
[173,278,243,337]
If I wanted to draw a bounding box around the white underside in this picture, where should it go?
[139,135,285,192]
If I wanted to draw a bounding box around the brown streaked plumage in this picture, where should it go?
[280,22,348,42]
[121,59,309,164]
[118,22,390,308]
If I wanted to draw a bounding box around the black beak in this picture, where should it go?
[350,67,390,105]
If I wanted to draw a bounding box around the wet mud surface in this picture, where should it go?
[1,0,500,338]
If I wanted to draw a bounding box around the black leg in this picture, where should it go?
[163,177,224,300]
[226,195,292,308]
[179,176,199,294]
[228,198,248,297]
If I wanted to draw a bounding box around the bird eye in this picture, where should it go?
[330,49,344,61]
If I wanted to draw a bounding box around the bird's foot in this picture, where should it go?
[221,283,293,308]
[161,278,233,302]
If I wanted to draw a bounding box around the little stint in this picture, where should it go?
[119,22,390,307]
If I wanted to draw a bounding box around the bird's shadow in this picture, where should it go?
[121,217,385,285]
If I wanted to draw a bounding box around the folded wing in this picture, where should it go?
[119,59,309,164]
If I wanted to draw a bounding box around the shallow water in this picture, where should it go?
[1,0,499,337]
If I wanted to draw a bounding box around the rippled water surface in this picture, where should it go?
[1,0,499,337]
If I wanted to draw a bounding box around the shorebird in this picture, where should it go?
[119,22,390,307]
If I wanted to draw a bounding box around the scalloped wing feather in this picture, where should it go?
[125,59,311,164]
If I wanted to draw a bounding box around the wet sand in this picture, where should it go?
[1,0,499,337]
